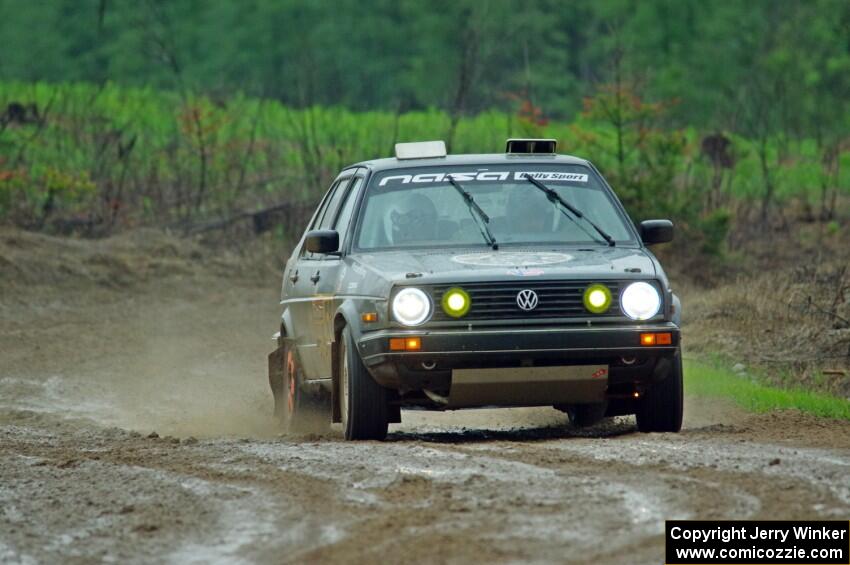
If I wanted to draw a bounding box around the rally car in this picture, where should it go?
[268,139,682,440]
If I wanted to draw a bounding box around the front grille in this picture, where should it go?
[430,280,623,322]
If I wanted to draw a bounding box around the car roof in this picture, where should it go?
[345,153,591,174]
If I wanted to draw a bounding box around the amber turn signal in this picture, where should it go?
[640,332,672,346]
[389,337,422,351]
[361,312,378,323]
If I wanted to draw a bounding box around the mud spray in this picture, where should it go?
[1,273,280,438]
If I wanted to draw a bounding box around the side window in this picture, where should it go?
[301,177,351,259]
[307,181,338,237]
[332,178,363,241]
[317,178,351,230]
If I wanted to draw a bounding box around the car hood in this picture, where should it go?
[351,247,656,285]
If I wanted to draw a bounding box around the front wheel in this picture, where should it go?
[635,350,684,433]
[339,326,389,440]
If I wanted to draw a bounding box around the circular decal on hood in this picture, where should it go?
[451,252,572,267]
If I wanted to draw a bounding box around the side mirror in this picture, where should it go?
[640,219,674,245]
[304,230,340,254]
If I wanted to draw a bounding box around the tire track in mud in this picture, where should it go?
[3,391,848,565]
[225,417,849,564]
[0,424,353,564]
[3,402,850,563]
[2,230,850,564]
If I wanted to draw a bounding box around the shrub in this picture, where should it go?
[0,80,846,244]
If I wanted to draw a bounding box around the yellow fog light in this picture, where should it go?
[583,283,612,314]
[441,287,471,318]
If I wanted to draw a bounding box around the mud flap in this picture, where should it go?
[331,341,342,423]
[651,356,673,382]
[268,346,285,416]
[387,398,401,423]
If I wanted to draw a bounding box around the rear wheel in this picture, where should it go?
[635,349,684,433]
[339,326,389,440]
[269,341,321,434]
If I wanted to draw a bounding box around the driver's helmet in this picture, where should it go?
[384,193,437,244]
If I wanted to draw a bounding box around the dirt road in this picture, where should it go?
[1,229,849,564]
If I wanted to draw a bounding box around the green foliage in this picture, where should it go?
[695,209,731,256]
[826,220,840,236]
[0,80,847,239]
[0,1,847,239]
[0,0,847,131]
[685,360,850,420]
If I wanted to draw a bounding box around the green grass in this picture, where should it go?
[684,359,850,421]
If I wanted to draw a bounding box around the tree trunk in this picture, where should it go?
[758,138,774,225]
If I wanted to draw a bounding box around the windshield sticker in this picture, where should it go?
[378,171,588,187]
[515,171,588,183]
[452,252,572,267]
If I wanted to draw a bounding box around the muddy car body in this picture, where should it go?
[269,139,683,440]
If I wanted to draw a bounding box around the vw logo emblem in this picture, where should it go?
[516,289,539,311]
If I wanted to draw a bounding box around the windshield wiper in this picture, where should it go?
[447,175,499,250]
[523,175,615,246]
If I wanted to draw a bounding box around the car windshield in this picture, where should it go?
[354,164,636,250]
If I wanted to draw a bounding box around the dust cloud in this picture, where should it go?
[1,275,281,439]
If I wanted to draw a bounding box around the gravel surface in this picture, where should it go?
[1,229,849,564]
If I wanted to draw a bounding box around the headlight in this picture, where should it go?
[441,287,471,318]
[583,283,612,314]
[620,282,661,320]
[392,287,432,326]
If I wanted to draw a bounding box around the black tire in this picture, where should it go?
[635,349,684,433]
[269,341,318,434]
[339,326,389,440]
[566,402,607,428]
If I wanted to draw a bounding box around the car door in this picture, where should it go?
[285,176,351,378]
[311,174,365,378]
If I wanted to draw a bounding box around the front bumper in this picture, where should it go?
[357,322,680,399]
[357,322,680,367]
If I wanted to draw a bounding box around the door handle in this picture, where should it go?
[310,270,321,284]
[289,270,299,283]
